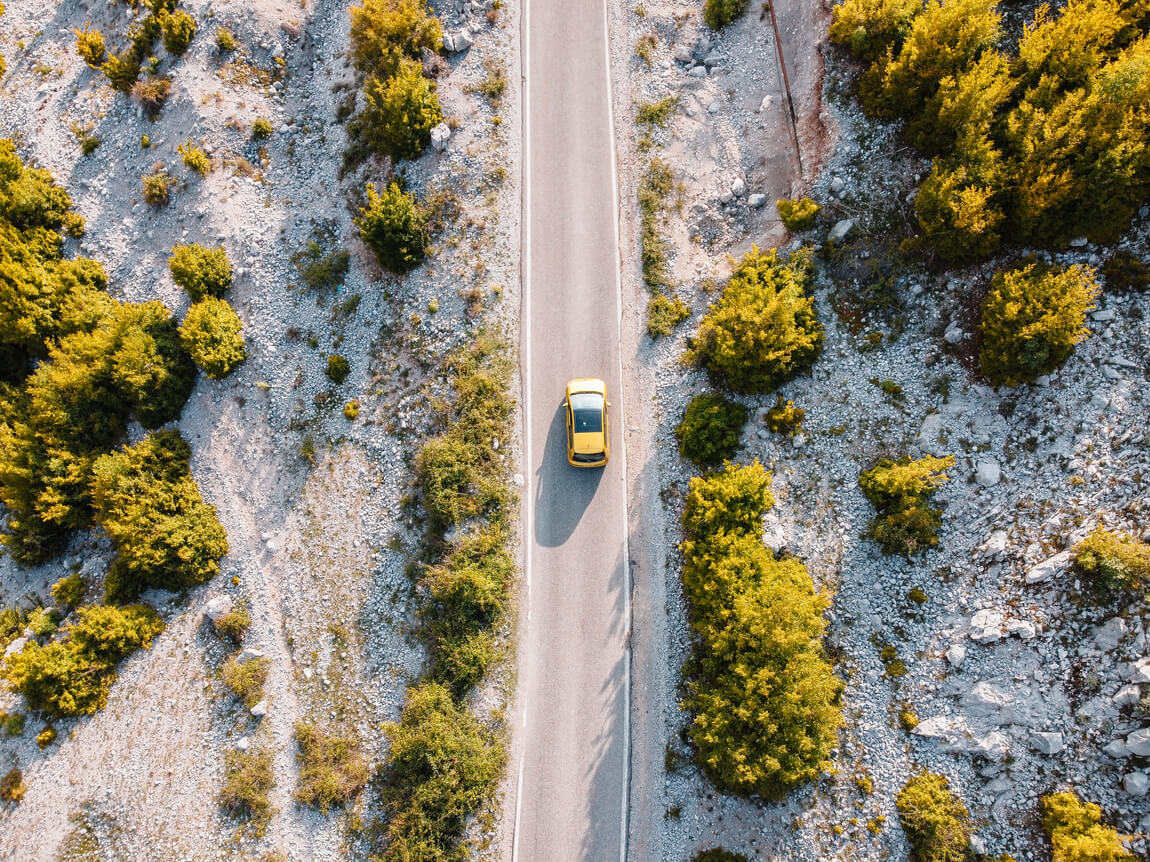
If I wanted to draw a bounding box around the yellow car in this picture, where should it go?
[564,378,609,467]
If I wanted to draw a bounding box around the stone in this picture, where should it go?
[748,193,766,208]
[303,667,314,680]
[688,65,708,78]
[1092,308,1117,322]
[944,325,964,345]
[1124,772,1149,796]
[829,176,845,195]
[718,190,733,204]
[236,736,251,752]
[204,595,235,624]
[962,681,1013,718]
[673,45,693,63]
[913,715,971,742]
[970,608,1005,644]
[1114,684,1142,706]
[707,100,721,114]
[693,33,713,59]
[1125,657,1150,683]
[1095,617,1128,651]
[828,219,855,243]
[3,637,27,659]
[1006,619,1037,640]
[1105,738,1131,758]
[969,732,1010,760]
[250,700,268,718]
[762,511,787,553]
[970,836,987,855]
[975,460,1001,487]
[1026,550,1072,585]
[236,647,265,665]
[945,644,967,668]
[757,95,773,112]
[1031,731,1064,755]
[430,122,451,152]
[731,177,746,197]
[702,51,721,67]
[513,473,525,488]
[984,530,1008,557]
[1126,728,1150,756]
[1069,236,1089,247]
[271,43,284,59]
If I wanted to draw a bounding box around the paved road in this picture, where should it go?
[514,0,629,857]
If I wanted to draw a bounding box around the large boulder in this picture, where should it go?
[969,608,1005,644]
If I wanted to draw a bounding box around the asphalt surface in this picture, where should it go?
[514,0,630,857]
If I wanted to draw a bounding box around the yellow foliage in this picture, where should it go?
[1043,791,1136,862]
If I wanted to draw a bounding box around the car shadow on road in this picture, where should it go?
[534,402,604,547]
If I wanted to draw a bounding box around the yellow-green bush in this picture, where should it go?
[828,0,920,61]
[689,245,822,394]
[178,141,210,176]
[213,602,251,642]
[168,243,232,300]
[776,197,821,231]
[131,75,172,118]
[896,772,972,862]
[349,0,442,78]
[102,52,141,91]
[859,455,954,555]
[703,0,746,30]
[764,395,804,436]
[647,294,689,337]
[51,573,86,608]
[221,655,269,707]
[74,24,107,67]
[0,768,25,803]
[219,746,275,838]
[1072,527,1150,599]
[675,394,747,469]
[680,462,842,798]
[142,169,175,205]
[639,157,674,293]
[293,721,369,813]
[179,298,246,379]
[978,262,1098,386]
[357,59,443,162]
[160,9,196,55]
[354,181,429,273]
[1042,791,1135,862]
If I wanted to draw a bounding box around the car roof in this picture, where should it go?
[566,377,606,395]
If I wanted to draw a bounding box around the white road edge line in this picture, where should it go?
[512,0,532,856]
[601,0,631,857]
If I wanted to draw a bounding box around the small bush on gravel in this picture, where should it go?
[647,294,689,337]
[293,721,369,812]
[3,711,25,736]
[675,394,747,469]
[292,238,349,290]
[160,9,196,55]
[220,746,275,838]
[693,851,750,862]
[639,157,674,293]
[357,60,443,162]
[74,24,107,67]
[131,75,172,118]
[221,655,269,707]
[93,431,229,601]
[178,141,210,176]
[688,245,823,394]
[636,96,679,128]
[36,726,56,748]
[355,181,429,273]
[703,0,746,29]
[215,27,236,53]
[51,574,86,609]
[325,354,350,384]
[776,197,821,231]
[380,682,505,861]
[1042,791,1135,862]
[168,243,232,300]
[213,602,251,643]
[0,768,25,803]
[180,298,246,379]
[1102,251,1150,293]
[142,168,176,205]
[349,0,442,78]
[102,52,140,91]
[1072,527,1150,599]
[979,262,1099,387]
[859,455,955,555]
[765,395,805,436]
[896,772,972,862]
[251,117,273,139]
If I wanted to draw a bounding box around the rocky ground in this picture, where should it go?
[0,0,521,858]
[615,1,1150,861]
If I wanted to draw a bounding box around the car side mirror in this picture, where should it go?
[606,401,612,407]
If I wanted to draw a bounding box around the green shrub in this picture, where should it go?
[179,298,246,379]
[214,602,251,642]
[828,0,920,61]
[776,197,821,231]
[358,60,442,162]
[1072,527,1150,599]
[978,262,1099,387]
[168,243,232,300]
[215,27,236,53]
[380,682,505,861]
[131,75,172,118]
[1042,791,1135,862]
[178,141,210,176]
[693,851,750,862]
[251,117,273,139]
[639,157,674,293]
[292,239,349,290]
[689,245,823,394]
[859,455,955,555]
[349,0,442,78]
[92,431,229,601]
[896,772,972,862]
[160,9,196,55]
[74,24,107,67]
[636,96,679,128]
[675,394,747,469]
[293,721,369,812]
[764,395,804,436]
[647,294,689,337]
[142,168,175,205]
[36,725,56,748]
[703,0,746,30]
[0,609,26,653]
[325,354,350,384]
[343,399,360,421]
[354,181,429,273]
[126,13,161,63]
[221,655,269,707]
[26,607,58,637]
[102,52,141,91]
[0,768,25,803]
[2,711,25,736]
[1102,251,1150,293]
[219,746,275,838]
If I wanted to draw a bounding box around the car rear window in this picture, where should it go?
[570,393,604,433]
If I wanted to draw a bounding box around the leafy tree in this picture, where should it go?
[703,0,747,30]
[1072,527,1150,599]
[91,430,229,601]
[675,394,747,469]
[160,9,196,55]
[828,0,921,61]
[1042,791,1136,862]
[689,246,822,394]
[896,772,972,862]
[168,243,232,300]
[380,682,505,862]
[179,297,246,379]
[355,181,429,273]
[1016,0,1125,91]
[859,455,955,555]
[349,0,442,78]
[978,262,1098,386]
[358,59,443,162]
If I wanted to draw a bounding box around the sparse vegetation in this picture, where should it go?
[221,655,269,708]
[639,157,674,294]
[215,27,236,53]
[293,721,370,813]
[637,96,679,128]
[896,772,972,862]
[354,181,429,273]
[179,298,247,379]
[168,243,233,300]
[675,394,747,469]
[647,294,690,337]
[52,574,86,608]
[178,140,211,176]
[131,75,173,118]
[859,455,955,555]
[252,117,273,139]
[1072,527,1150,600]
[291,237,349,290]
[764,395,805,436]
[0,768,25,803]
[214,602,251,643]
[142,167,176,205]
[219,746,275,838]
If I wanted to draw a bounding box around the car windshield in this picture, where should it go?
[570,392,604,433]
